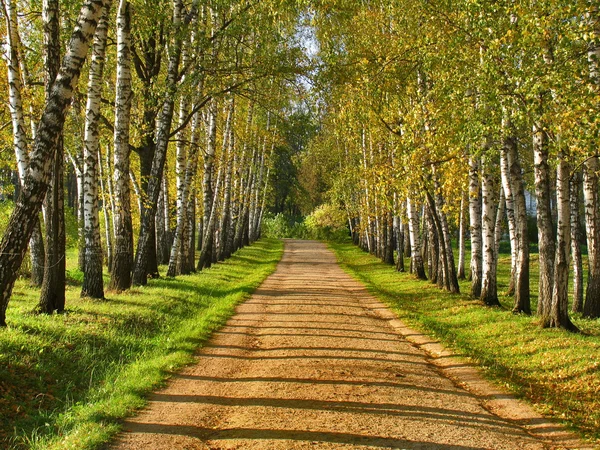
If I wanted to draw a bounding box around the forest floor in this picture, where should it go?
[111,240,587,450]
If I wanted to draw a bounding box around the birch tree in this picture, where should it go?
[81,3,110,299]
[0,0,45,287]
[109,0,134,291]
[38,0,66,315]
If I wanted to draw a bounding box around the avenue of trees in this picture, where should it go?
[301,0,600,331]
[1,0,599,334]
[0,0,306,326]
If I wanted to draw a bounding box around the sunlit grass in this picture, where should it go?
[330,242,600,445]
[0,239,283,450]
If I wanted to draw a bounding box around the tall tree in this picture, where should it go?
[0,0,45,287]
[38,0,66,315]
[108,0,134,291]
[81,2,110,299]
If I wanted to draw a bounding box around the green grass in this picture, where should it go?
[0,238,283,450]
[330,242,600,445]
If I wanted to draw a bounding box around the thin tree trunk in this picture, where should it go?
[98,149,112,270]
[546,153,578,331]
[198,100,218,270]
[507,131,530,314]
[108,0,134,291]
[533,121,555,317]
[480,155,500,307]
[38,0,66,315]
[1,0,45,287]
[81,3,110,299]
[469,154,483,297]
[571,168,584,313]
[500,119,518,295]
[218,100,235,261]
[167,106,202,277]
[425,204,439,284]
[407,196,426,279]
[457,190,466,280]
[495,188,505,256]
[0,0,111,326]
[433,170,460,293]
[583,156,600,318]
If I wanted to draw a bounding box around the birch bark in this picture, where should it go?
[570,169,584,313]
[407,196,426,279]
[480,155,500,307]
[81,3,110,298]
[547,154,578,331]
[38,0,66,315]
[533,121,555,317]
[108,0,134,291]
[1,0,45,287]
[468,154,483,297]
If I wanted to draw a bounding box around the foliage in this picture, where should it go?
[331,242,600,445]
[0,239,283,449]
[304,203,349,242]
[261,212,310,239]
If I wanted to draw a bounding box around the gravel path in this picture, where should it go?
[111,240,581,450]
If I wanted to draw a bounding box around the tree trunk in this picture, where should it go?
[407,196,427,279]
[167,105,202,276]
[166,92,191,277]
[81,3,110,299]
[218,100,235,261]
[433,170,460,293]
[38,0,66,315]
[500,120,518,295]
[533,121,555,317]
[0,0,111,326]
[507,130,530,314]
[198,100,218,270]
[546,154,578,331]
[468,154,483,298]
[425,204,439,284]
[570,168,584,313]
[480,155,500,307]
[98,149,113,270]
[583,156,600,318]
[1,0,46,287]
[494,188,505,256]
[457,191,466,280]
[108,0,134,291]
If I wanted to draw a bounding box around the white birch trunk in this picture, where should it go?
[1,0,46,286]
[500,120,518,295]
[583,156,600,318]
[407,196,426,279]
[109,0,134,291]
[480,155,500,306]
[533,122,555,317]
[468,154,483,297]
[80,3,109,299]
[570,169,584,313]
[457,191,466,279]
[548,154,577,331]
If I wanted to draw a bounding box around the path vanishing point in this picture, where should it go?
[112,240,588,450]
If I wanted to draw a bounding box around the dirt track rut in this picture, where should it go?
[112,240,573,450]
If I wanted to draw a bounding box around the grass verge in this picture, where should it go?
[0,238,283,450]
[330,241,600,445]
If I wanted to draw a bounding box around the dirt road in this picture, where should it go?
[112,240,579,450]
